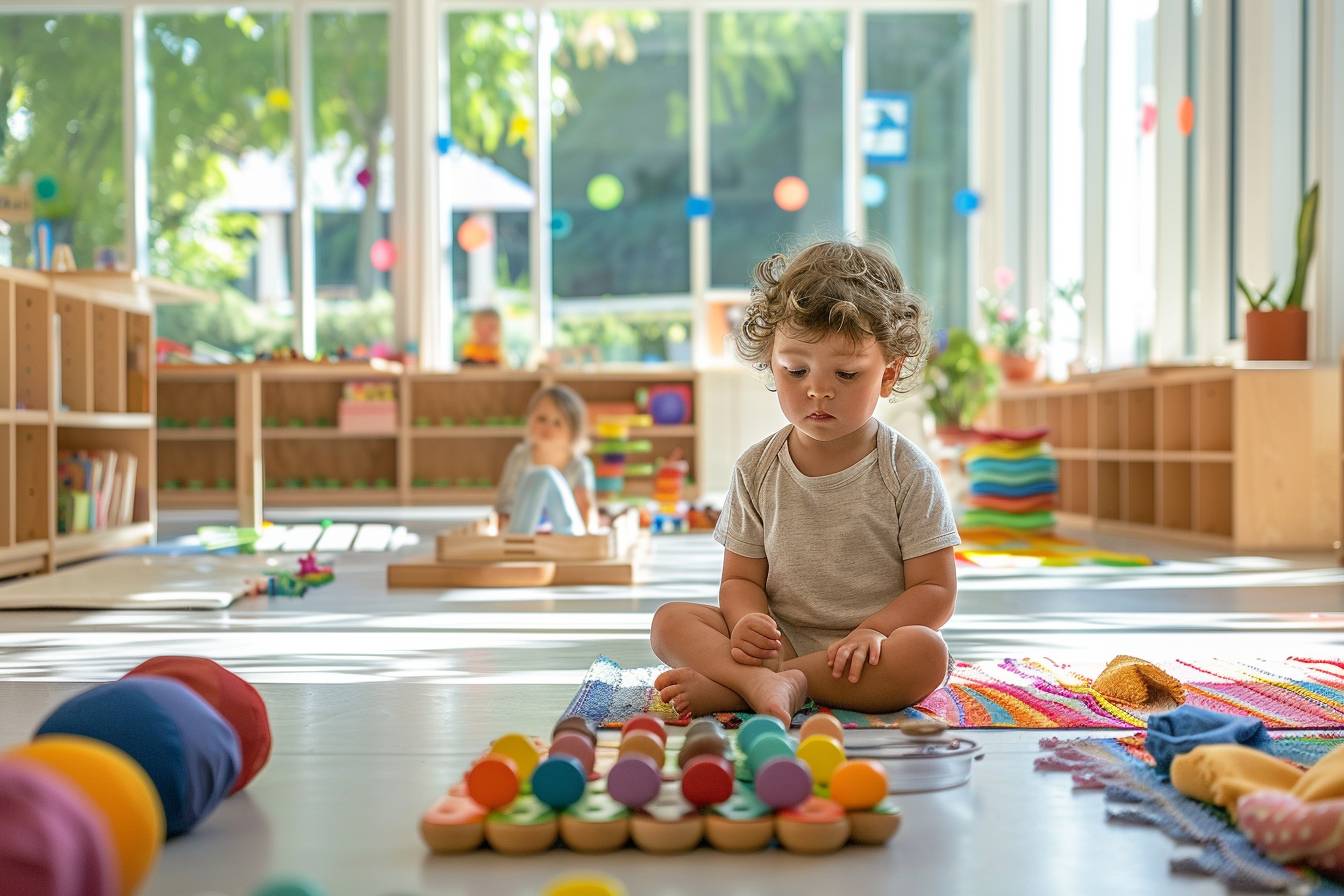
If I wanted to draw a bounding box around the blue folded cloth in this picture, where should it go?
[1145,705,1274,778]
[969,480,1059,498]
[966,457,1059,477]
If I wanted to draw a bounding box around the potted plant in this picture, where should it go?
[1237,181,1319,361]
[978,267,1046,382]
[924,328,1001,441]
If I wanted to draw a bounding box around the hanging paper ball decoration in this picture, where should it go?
[953,189,981,216]
[1139,101,1158,136]
[773,176,809,213]
[435,134,454,155]
[861,174,888,208]
[507,115,531,144]
[264,87,292,111]
[685,195,713,219]
[1177,97,1195,137]
[457,215,493,253]
[550,211,573,239]
[587,175,624,211]
[369,239,397,272]
[993,266,1017,291]
[355,168,373,189]
[35,176,58,201]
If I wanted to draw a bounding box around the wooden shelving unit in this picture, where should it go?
[155,364,702,515]
[0,266,156,578]
[993,366,1340,550]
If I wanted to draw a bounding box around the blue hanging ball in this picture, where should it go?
[550,210,573,239]
[434,134,454,155]
[953,189,981,216]
[35,176,58,201]
[684,195,714,219]
[860,174,887,208]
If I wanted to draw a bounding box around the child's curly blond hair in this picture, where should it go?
[734,240,930,395]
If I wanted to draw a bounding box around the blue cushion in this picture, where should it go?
[35,676,241,837]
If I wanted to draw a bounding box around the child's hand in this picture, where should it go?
[730,613,782,666]
[827,628,887,683]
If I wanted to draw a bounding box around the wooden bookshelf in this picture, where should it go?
[0,266,156,578]
[992,366,1340,550]
[155,364,702,515]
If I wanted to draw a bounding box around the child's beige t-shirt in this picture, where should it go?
[713,421,960,656]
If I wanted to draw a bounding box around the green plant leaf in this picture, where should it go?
[1284,182,1319,309]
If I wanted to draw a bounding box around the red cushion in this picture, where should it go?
[124,656,270,794]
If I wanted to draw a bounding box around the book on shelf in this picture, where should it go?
[56,449,140,534]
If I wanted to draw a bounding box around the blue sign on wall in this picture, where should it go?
[862,91,912,165]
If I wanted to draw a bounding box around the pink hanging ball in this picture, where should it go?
[369,239,398,272]
[355,168,372,189]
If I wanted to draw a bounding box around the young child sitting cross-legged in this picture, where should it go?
[651,240,959,725]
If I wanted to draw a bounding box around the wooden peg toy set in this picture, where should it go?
[420,713,903,856]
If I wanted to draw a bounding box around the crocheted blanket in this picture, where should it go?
[1036,732,1344,893]
[561,656,1344,730]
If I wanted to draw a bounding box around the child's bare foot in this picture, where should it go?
[739,669,808,727]
[654,667,747,716]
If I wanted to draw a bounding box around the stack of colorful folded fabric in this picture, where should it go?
[960,426,1057,535]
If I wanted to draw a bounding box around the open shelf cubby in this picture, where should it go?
[0,266,157,578]
[992,366,1339,549]
[154,364,702,514]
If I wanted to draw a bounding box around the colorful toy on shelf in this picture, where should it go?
[647,383,693,425]
[338,380,398,434]
[651,450,690,534]
[592,415,653,500]
[959,427,1058,536]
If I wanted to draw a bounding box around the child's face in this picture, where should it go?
[528,398,573,449]
[472,313,501,345]
[771,328,903,443]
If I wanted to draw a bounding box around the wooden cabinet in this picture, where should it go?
[994,366,1339,550]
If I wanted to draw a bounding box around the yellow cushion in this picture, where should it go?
[9,735,165,896]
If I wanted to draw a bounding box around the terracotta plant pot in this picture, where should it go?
[934,424,979,445]
[998,352,1042,383]
[1245,309,1309,361]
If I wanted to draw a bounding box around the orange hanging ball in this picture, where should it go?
[773,176,809,212]
[457,216,493,253]
[1177,96,1195,137]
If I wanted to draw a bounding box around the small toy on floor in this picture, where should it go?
[419,713,901,856]
[296,552,335,587]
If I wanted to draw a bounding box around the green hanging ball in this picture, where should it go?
[586,174,624,211]
[320,519,333,529]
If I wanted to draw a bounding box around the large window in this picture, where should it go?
[311,11,393,356]
[552,10,692,363]
[147,9,293,355]
[0,14,124,270]
[1104,0,1158,365]
[709,12,844,289]
[443,10,537,368]
[864,12,972,332]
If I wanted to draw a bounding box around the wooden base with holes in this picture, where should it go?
[387,530,651,589]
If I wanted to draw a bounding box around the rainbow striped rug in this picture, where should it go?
[562,656,1344,730]
[1037,732,1344,893]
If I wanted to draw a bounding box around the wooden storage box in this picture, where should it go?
[339,399,398,435]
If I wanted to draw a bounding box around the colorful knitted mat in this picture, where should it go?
[561,655,1344,730]
[956,530,1153,567]
[1036,732,1344,893]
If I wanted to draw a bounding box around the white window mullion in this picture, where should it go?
[1152,0,1190,361]
[531,6,555,353]
[291,5,315,357]
[124,5,149,274]
[689,6,710,366]
[1081,0,1106,368]
[842,7,863,241]
[1194,0,1231,359]
[1024,0,1049,327]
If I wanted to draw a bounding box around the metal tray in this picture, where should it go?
[845,734,985,793]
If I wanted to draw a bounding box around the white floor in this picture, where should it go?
[2,510,1343,896]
